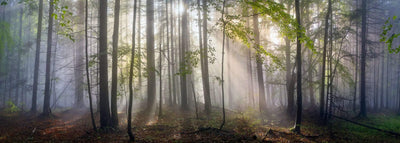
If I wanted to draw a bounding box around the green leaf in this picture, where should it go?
[52,13,58,20]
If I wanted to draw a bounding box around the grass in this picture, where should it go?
[332,113,400,142]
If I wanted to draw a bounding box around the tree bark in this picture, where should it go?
[42,0,55,117]
[146,0,156,111]
[253,0,266,112]
[85,0,96,131]
[99,0,111,128]
[74,0,85,108]
[180,0,188,110]
[31,0,43,113]
[284,3,294,114]
[294,0,302,133]
[359,0,367,117]
[111,0,121,128]
[128,0,138,141]
[219,0,226,130]
[320,0,331,118]
[201,0,211,115]
[16,8,22,107]
[166,0,172,106]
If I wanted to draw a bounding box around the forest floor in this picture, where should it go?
[0,106,399,142]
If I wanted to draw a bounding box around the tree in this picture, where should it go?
[285,2,294,115]
[42,0,55,117]
[159,14,163,117]
[84,0,96,131]
[353,0,359,113]
[359,0,367,117]
[253,0,266,113]
[293,0,302,133]
[111,0,121,128]
[180,0,188,110]
[146,0,156,111]
[320,0,331,118]
[166,0,172,106]
[16,7,22,107]
[137,0,142,95]
[128,0,138,140]
[31,0,43,113]
[219,0,226,130]
[74,0,85,108]
[170,0,177,105]
[201,0,211,115]
[98,0,111,128]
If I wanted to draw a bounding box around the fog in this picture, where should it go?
[1,0,400,142]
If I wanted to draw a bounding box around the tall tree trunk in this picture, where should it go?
[51,33,58,109]
[128,0,138,141]
[16,8,23,107]
[137,0,142,97]
[31,0,43,113]
[253,0,266,112]
[99,0,111,128]
[42,0,55,117]
[146,0,156,111]
[219,0,226,130]
[226,9,232,108]
[201,0,211,115]
[380,47,384,109]
[285,3,294,114]
[308,51,315,107]
[359,0,367,117]
[166,0,172,106]
[75,0,85,108]
[85,0,96,131]
[177,0,182,105]
[320,0,331,118]
[373,57,378,110]
[111,0,121,128]
[246,14,254,107]
[171,0,177,105]
[385,50,389,108]
[159,21,163,117]
[180,0,188,110]
[294,0,302,133]
[354,0,359,113]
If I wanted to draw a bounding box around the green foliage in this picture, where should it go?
[52,0,74,42]
[0,21,15,75]
[5,101,20,113]
[333,114,400,142]
[336,61,354,86]
[176,51,200,76]
[1,0,7,5]
[380,16,400,54]
[213,0,315,68]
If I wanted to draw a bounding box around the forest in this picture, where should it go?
[1,0,400,142]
